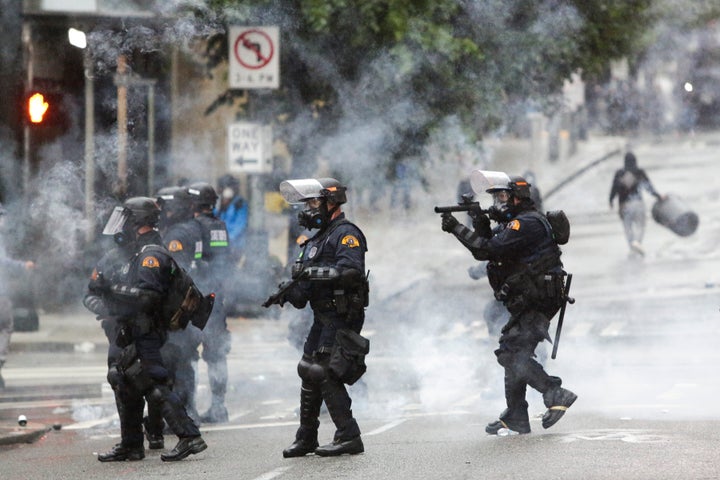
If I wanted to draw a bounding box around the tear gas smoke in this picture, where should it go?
[1,0,718,427]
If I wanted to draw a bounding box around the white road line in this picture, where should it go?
[250,466,292,480]
[600,321,624,337]
[365,418,407,436]
[567,322,593,337]
[200,421,299,432]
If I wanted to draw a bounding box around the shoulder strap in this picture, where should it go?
[523,210,553,238]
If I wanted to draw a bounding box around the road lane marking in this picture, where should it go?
[600,321,624,337]
[365,418,407,436]
[250,466,292,480]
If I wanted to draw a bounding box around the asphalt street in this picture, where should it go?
[1,132,720,479]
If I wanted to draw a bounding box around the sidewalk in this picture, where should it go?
[10,308,106,353]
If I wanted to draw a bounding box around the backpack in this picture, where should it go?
[143,245,215,331]
[545,210,570,245]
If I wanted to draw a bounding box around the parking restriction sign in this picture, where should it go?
[229,26,280,89]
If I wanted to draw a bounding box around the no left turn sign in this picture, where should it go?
[229,26,280,89]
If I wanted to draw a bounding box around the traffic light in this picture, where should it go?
[23,89,69,141]
[27,92,50,124]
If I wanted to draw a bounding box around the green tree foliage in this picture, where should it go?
[191,0,656,174]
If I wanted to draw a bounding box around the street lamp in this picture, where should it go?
[68,28,86,49]
[68,27,96,241]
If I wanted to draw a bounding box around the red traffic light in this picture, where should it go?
[27,92,50,124]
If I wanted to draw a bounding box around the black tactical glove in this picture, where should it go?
[291,261,304,279]
[441,212,459,233]
[472,213,492,238]
[88,272,111,294]
[279,281,308,309]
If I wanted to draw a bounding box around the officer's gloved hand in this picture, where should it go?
[441,212,459,233]
[281,281,308,309]
[472,214,492,238]
[89,272,111,293]
[291,261,304,279]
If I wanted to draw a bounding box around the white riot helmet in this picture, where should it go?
[279,178,347,230]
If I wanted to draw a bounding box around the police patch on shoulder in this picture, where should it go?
[141,256,160,268]
[341,235,360,248]
[508,220,521,231]
[168,240,183,252]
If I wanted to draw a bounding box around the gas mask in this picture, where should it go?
[102,206,136,248]
[488,190,514,222]
[298,199,331,230]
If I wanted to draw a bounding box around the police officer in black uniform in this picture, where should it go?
[272,177,368,457]
[92,197,207,462]
[188,182,232,423]
[440,172,577,435]
[83,232,145,443]
[156,187,205,424]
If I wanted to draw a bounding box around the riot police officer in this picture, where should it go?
[92,197,207,462]
[188,182,232,423]
[440,172,577,435]
[156,187,205,425]
[270,177,369,457]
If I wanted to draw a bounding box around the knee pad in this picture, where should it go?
[106,366,122,389]
[147,385,168,405]
[297,355,313,381]
[494,347,513,368]
[307,363,327,384]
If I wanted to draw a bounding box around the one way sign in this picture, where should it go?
[227,122,272,173]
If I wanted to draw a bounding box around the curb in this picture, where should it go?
[9,341,107,354]
[0,422,51,446]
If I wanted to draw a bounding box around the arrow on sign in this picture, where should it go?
[233,157,260,166]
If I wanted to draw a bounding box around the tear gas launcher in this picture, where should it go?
[434,193,490,217]
[262,269,310,308]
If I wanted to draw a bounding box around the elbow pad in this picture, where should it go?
[339,268,364,288]
[83,294,109,317]
[451,225,490,261]
[110,284,164,312]
[304,266,339,281]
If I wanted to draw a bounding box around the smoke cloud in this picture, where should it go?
[1,0,718,427]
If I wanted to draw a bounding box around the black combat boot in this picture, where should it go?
[283,384,322,458]
[143,416,165,450]
[541,386,577,429]
[283,425,320,458]
[317,379,363,456]
[485,405,531,435]
[160,436,207,462]
[98,443,145,462]
[487,373,532,435]
[315,436,364,456]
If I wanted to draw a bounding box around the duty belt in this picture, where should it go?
[310,299,336,312]
[315,346,333,355]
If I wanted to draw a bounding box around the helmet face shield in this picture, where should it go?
[102,206,129,235]
[279,179,326,204]
[470,170,512,196]
[492,191,511,208]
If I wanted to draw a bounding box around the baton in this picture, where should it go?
[551,273,575,359]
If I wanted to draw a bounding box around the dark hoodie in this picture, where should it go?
[609,152,660,205]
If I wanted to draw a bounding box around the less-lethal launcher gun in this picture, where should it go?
[262,270,309,308]
[434,193,490,217]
